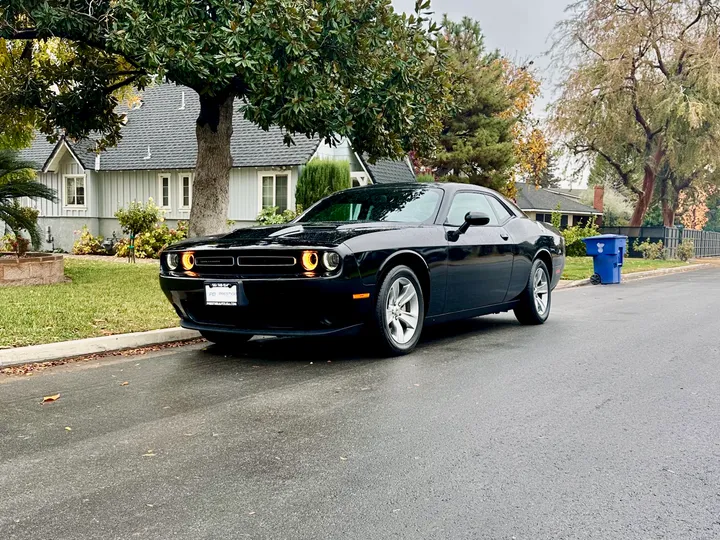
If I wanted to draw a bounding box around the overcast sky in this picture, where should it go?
[391,0,571,108]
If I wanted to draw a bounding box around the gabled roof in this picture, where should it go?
[515,182,601,215]
[361,154,416,184]
[18,84,416,182]
[19,84,320,172]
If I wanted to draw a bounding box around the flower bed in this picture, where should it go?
[0,253,65,286]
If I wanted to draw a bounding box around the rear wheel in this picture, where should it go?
[514,259,551,325]
[201,331,253,349]
[372,265,425,356]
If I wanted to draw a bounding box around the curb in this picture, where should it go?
[557,263,710,290]
[0,328,201,369]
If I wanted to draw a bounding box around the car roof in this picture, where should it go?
[360,182,498,195]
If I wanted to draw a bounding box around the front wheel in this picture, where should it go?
[371,265,425,356]
[201,331,253,349]
[514,259,551,325]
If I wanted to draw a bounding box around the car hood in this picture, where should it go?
[168,222,419,250]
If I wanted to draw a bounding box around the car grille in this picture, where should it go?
[187,250,303,276]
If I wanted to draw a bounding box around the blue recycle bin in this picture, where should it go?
[582,234,627,285]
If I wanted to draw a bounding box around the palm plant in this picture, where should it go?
[0,150,57,250]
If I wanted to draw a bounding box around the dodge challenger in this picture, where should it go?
[160,183,565,355]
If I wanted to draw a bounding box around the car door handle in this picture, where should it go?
[500,233,510,241]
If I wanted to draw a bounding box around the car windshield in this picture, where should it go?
[300,187,441,224]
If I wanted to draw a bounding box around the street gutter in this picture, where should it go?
[0,328,201,370]
[556,262,710,290]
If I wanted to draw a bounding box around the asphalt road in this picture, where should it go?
[2,268,720,540]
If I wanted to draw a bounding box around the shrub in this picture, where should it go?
[416,174,435,183]
[296,159,351,209]
[562,219,600,257]
[2,201,41,250]
[256,205,300,225]
[115,222,188,259]
[1,233,30,256]
[676,239,694,261]
[115,198,162,238]
[72,225,106,255]
[633,238,666,260]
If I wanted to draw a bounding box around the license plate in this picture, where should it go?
[205,282,239,306]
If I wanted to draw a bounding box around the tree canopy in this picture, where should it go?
[419,16,547,197]
[550,0,720,226]
[0,0,453,235]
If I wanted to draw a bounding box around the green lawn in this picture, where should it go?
[562,256,688,281]
[0,259,178,348]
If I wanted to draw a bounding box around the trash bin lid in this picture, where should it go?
[583,234,628,240]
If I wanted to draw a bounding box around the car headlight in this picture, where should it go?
[322,251,341,271]
[181,252,195,270]
[166,252,179,270]
[301,251,319,271]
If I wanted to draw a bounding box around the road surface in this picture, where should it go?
[2,268,719,539]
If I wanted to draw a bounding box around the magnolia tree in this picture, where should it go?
[550,0,720,226]
[0,0,452,237]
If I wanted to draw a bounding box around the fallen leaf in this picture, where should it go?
[120,381,129,386]
[65,427,72,431]
[42,394,60,403]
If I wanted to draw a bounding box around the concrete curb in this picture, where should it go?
[557,262,710,290]
[0,328,201,369]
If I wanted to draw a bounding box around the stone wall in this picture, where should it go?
[0,254,66,286]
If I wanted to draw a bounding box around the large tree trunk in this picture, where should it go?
[629,147,664,227]
[189,93,234,238]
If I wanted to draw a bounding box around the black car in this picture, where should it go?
[160,183,565,355]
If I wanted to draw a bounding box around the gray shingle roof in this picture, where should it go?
[18,84,416,179]
[20,84,320,171]
[515,182,601,214]
[97,84,320,170]
[17,136,56,170]
[361,154,416,184]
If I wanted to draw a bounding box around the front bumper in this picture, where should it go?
[160,274,373,337]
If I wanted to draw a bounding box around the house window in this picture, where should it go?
[181,174,192,209]
[536,213,568,227]
[64,175,86,207]
[260,173,289,212]
[158,174,171,209]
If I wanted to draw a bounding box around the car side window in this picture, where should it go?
[487,196,513,223]
[446,192,499,227]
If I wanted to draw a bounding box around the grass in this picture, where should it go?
[0,259,178,348]
[562,256,688,281]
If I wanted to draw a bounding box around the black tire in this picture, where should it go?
[514,259,551,325]
[201,331,253,349]
[590,273,602,285]
[371,265,425,356]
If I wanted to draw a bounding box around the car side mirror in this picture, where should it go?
[447,212,491,241]
[464,212,491,227]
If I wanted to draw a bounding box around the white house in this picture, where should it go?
[17,84,416,251]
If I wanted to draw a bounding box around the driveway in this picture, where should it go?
[1,268,719,539]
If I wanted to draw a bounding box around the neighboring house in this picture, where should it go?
[16,84,416,251]
[514,182,603,227]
